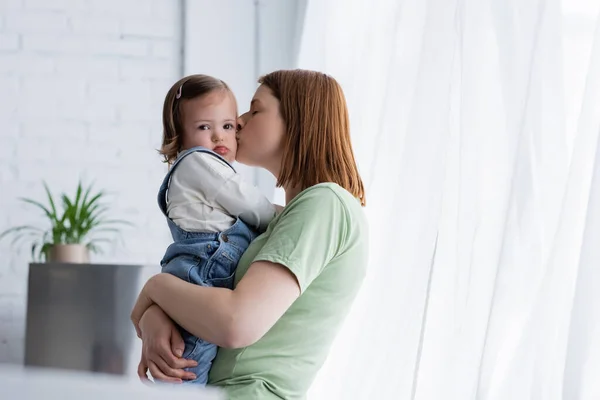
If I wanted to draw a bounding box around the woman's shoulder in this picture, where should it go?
[289,183,364,215]
[281,183,367,238]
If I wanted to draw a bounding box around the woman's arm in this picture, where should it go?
[131,186,347,350]
[132,261,300,349]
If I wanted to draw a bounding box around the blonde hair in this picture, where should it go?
[159,74,232,164]
[259,70,366,206]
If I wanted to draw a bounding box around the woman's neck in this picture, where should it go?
[284,185,303,205]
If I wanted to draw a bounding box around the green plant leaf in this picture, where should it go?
[3,180,130,261]
[0,225,43,241]
[20,198,55,221]
[85,192,105,210]
[61,194,78,243]
[87,227,122,234]
[10,230,42,247]
[51,218,68,244]
[80,182,93,213]
[73,181,83,223]
[99,219,134,226]
[31,242,38,260]
[40,242,52,262]
[42,182,58,220]
[86,239,111,255]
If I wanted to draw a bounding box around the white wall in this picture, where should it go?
[0,0,182,364]
[0,0,302,366]
[184,0,304,201]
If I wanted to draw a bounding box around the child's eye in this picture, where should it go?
[198,124,210,130]
[224,123,235,130]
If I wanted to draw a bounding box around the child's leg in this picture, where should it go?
[159,233,249,385]
[178,327,218,386]
[159,255,218,385]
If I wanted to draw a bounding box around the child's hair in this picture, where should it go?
[160,74,233,164]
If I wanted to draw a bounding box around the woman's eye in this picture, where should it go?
[252,111,259,115]
[198,125,210,130]
[224,123,234,130]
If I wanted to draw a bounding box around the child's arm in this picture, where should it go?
[175,152,276,231]
[215,170,278,231]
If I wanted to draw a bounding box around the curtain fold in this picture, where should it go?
[298,0,600,399]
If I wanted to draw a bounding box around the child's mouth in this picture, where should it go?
[213,146,230,156]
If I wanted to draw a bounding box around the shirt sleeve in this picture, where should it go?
[174,152,276,231]
[252,186,349,293]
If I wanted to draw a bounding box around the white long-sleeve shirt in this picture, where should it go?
[167,152,276,232]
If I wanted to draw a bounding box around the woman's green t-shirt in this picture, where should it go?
[208,183,369,399]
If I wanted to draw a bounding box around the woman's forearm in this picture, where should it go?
[146,273,238,348]
[144,261,300,349]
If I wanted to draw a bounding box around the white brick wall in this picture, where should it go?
[0,0,182,364]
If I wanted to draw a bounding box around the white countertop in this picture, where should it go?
[0,365,224,400]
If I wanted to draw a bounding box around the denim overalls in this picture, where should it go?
[157,146,258,385]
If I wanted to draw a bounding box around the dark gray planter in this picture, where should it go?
[25,263,144,375]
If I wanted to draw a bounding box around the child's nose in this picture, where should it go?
[212,129,225,141]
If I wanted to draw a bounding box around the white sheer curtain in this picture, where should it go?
[297,0,600,399]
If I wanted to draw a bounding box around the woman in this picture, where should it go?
[131,69,368,399]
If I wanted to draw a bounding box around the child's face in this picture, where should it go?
[180,90,238,162]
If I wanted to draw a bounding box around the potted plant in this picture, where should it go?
[0,181,130,263]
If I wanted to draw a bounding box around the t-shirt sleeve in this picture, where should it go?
[253,187,349,293]
[173,152,276,231]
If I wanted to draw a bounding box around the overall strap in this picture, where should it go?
[157,146,236,216]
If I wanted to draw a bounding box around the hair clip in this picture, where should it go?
[175,84,183,99]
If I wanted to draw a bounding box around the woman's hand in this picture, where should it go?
[137,305,198,383]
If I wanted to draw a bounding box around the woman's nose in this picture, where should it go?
[237,112,249,131]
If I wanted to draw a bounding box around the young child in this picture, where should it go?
[156,74,278,385]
